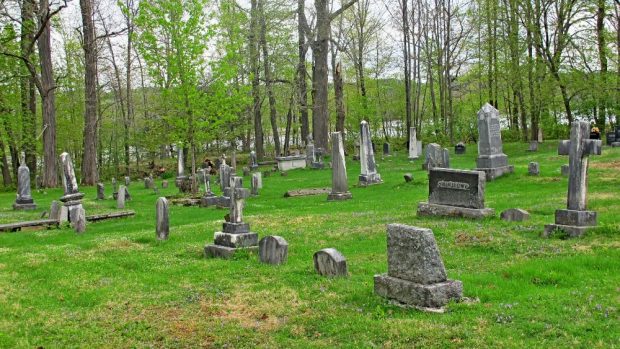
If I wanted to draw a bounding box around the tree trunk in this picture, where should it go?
[0,134,12,186]
[250,0,264,159]
[401,0,412,143]
[80,0,98,185]
[283,92,294,155]
[20,0,37,178]
[596,0,607,132]
[312,0,331,150]
[39,0,58,188]
[297,0,309,144]
[259,0,280,156]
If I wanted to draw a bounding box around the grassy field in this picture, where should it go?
[0,142,618,348]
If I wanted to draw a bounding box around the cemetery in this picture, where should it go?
[0,0,619,346]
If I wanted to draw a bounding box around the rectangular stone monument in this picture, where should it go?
[544,121,602,237]
[474,103,514,180]
[417,168,495,219]
[156,197,169,240]
[276,155,307,171]
[205,176,258,258]
[383,142,390,156]
[359,121,382,186]
[96,183,105,200]
[328,132,352,201]
[13,161,36,210]
[408,127,419,160]
[527,141,538,152]
[374,224,462,309]
[423,143,450,171]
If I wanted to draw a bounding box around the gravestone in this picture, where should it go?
[500,208,530,222]
[374,224,463,308]
[205,176,258,258]
[544,121,602,237]
[112,178,118,199]
[259,236,288,265]
[175,146,191,193]
[59,152,86,232]
[527,141,539,152]
[313,248,348,277]
[124,176,130,187]
[13,160,36,210]
[96,183,105,200]
[417,168,495,219]
[474,103,514,180]
[383,142,390,156]
[528,162,540,176]
[254,171,263,189]
[73,206,86,234]
[409,127,420,160]
[117,185,127,209]
[359,121,383,186]
[251,173,260,196]
[423,143,450,170]
[162,180,169,189]
[156,197,169,240]
[219,161,231,192]
[49,200,65,223]
[306,139,315,167]
[353,140,361,161]
[606,132,616,146]
[311,148,324,169]
[404,173,413,183]
[243,167,250,177]
[123,186,132,201]
[249,151,259,171]
[231,152,237,170]
[455,142,466,155]
[200,170,218,207]
[328,132,352,201]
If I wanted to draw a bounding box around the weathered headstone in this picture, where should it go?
[243,167,251,177]
[383,142,390,156]
[306,137,315,167]
[259,236,288,265]
[359,121,383,186]
[219,161,231,192]
[311,148,324,169]
[328,132,352,201]
[455,142,466,155]
[418,168,495,219]
[527,141,539,152]
[544,121,602,237]
[374,224,463,308]
[423,143,450,170]
[96,183,105,200]
[13,160,36,210]
[474,103,514,180]
[500,208,530,222]
[156,197,169,240]
[528,162,540,176]
[175,146,191,193]
[59,152,86,232]
[249,150,259,171]
[409,127,419,160]
[162,180,169,189]
[49,200,64,222]
[251,172,260,196]
[112,178,118,199]
[313,248,347,277]
[117,185,127,209]
[124,176,130,187]
[205,176,258,258]
[73,206,86,234]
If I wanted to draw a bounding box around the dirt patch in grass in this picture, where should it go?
[590,160,620,170]
[95,237,147,253]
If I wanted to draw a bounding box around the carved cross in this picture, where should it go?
[558,121,602,211]
[228,177,249,224]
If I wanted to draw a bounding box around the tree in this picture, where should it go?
[80,0,98,184]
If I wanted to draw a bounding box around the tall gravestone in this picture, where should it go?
[249,151,259,171]
[156,197,169,240]
[544,121,602,237]
[417,168,495,219]
[408,127,423,160]
[423,143,450,171]
[359,121,383,186]
[13,160,36,210]
[96,183,105,200]
[306,138,315,167]
[251,172,260,196]
[200,170,218,207]
[175,146,190,193]
[383,142,390,156]
[60,152,86,233]
[374,224,463,308]
[205,176,258,258]
[475,103,514,180]
[328,132,352,201]
[117,185,127,209]
[231,152,237,171]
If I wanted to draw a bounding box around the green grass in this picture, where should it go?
[0,142,619,348]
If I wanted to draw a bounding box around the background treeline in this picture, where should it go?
[0,0,618,188]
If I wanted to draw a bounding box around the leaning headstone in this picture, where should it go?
[500,208,530,222]
[561,164,569,177]
[259,236,288,265]
[13,160,36,210]
[423,143,450,170]
[328,132,352,201]
[455,142,466,155]
[96,183,105,200]
[383,142,390,156]
[527,141,539,152]
[313,248,347,277]
[408,127,419,160]
[359,121,383,186]
[249,151,259,171]
[251,173,260,196]
[205,176,258,258]
[544,121,602,237]
[417,168,495,219]
[156,197,169,240]
[404,173,413,183]
[117,185,127,209]
[374,224,463,309]
[528,162,540,176]
[474,103,514,180]
[59,152,85,232]
[123,186,132,201]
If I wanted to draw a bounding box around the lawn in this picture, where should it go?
[0,142,618,348]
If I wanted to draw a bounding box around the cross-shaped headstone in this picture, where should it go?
[228,177,250,224]
[558,121,601,211]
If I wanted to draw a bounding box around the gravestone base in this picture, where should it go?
[223,222,250,234]
[200,195,219,207]
[358,173,383,187]
[417,202,495,220]
[311,162,325,169]
[13,198,36,210]
[543,209,597,238]
[204,244,258,259]
[215,196,231,209]
[327,192,352,201]
[543,224,591,238]
[474,165,514,181]
[374,274,463,308]
[214,231,258,248]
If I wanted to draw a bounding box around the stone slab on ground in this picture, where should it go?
[500,208,530,222]
[284,188,331,197]
[417,202,495,219]
[374,274,463,309]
